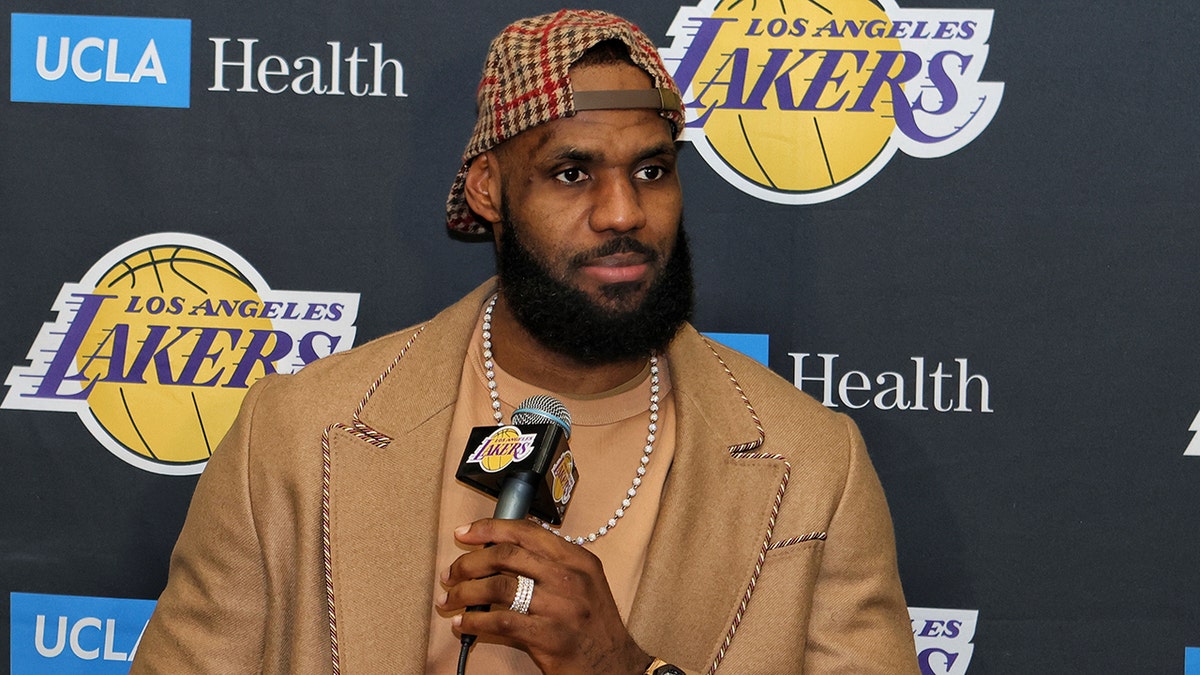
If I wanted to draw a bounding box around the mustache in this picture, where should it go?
[568,237,660,268]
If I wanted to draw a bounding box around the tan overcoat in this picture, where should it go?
[132,281,918,674]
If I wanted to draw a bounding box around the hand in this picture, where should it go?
[437,518,651,675]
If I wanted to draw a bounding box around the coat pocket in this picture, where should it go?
[712,538,825,673]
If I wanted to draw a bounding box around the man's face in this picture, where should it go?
[492,62,683,314]
[490,62,692,363]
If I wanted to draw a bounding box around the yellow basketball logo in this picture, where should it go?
[660,0,1004,203]
[551,450,577,505]
[3,233,360,475]
[468,426,539,473]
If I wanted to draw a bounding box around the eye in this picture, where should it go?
[635,165,667,181]
[554,167,589,184]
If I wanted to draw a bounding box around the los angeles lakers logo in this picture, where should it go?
[659,0,1004,204]
[2,233,359,475]
[468,426,538,473]
[551,450,577,505]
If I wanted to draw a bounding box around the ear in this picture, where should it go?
[464,152,503,227]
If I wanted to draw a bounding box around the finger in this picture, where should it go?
[453,518,569,558]
[455,608,562,654]
[438,574,520,613]
[443,541,545,586]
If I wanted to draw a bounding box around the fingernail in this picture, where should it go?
[436,592,447,606]
[454,524,470,537]
[451,614,462,627]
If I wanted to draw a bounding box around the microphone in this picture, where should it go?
[455,395,580,672]
[455,394,578,524]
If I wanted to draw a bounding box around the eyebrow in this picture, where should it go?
[548,141,678,165]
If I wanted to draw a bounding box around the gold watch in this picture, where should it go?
[646,658,685,675]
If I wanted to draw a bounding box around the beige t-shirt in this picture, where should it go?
[426,310,676,672]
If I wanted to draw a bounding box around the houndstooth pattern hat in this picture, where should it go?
[445,9,685,236]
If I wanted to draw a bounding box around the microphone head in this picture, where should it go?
[512,394,572,438]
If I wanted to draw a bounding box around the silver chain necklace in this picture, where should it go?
[482,295,660,545]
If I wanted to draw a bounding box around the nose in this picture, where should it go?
[589,174,645,234]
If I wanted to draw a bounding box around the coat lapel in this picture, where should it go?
[325,282,495,673]
[323,283,784,672]
[628,326,789,671]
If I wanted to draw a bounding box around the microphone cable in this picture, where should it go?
[457,633,475,675]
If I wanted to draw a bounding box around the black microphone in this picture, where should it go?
[455,395,579,673]
[455,394,578,525]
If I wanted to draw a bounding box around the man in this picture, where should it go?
[133,9,917,674]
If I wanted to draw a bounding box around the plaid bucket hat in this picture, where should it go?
[445,9,685,236]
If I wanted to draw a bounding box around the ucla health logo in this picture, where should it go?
[659,1,1003,204]
[791,352,993,413]
[2,233,359,475]
[10,13,191,108]
[10,592,155,673]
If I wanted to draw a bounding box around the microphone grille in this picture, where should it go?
[511,394,572,437]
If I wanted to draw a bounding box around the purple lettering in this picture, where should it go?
[225,329,293,388]
[670,16,737,115]
[918,619,944,637]
[847,50,923,113]
[101,325,165,385]
[299,331,341,364]
[812,20,841,38]
[895,51,970,143]
[238,300,259,318]
[188,299,217,316]
[147,327,199,385]
[887,21,911,39]
[177,328,243,386]
[739,48,804,111]
[934,21,958,39]
[796,50,869,112]
[918,647,959,675]
[31,294,116,400]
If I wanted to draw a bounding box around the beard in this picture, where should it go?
[495,205,694,365]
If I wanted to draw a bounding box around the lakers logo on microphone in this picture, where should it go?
[2,233,359,475]
[468,426,538,473]
[659,0,1004,205]
[551,450,576,505]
